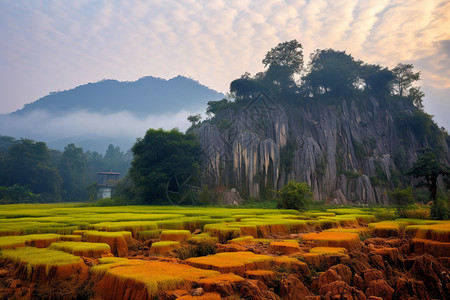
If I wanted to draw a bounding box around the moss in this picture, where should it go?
[1,247,82,277]
[48,241,111,257]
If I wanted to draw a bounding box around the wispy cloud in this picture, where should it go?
[0,0,449,128]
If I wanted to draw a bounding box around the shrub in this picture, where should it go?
[373,210,397,221]
[404,206,430,219]
[198,185,211,206]
[389,187,414,217]
[277,180,312,211]
[174,239,216,259]
[430,197,450,220]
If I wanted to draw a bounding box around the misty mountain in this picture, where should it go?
[12,75,224,117]
[1,76,224,152]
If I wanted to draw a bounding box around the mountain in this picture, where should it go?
[12,75,224,117]
[194,94,450,205]
[1,76,224,152]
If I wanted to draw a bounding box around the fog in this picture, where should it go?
[0,109,198,153]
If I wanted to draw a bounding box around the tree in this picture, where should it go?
[58,143,88,201]
[303,49,362,97]
[407,148,450,202]
[391,63,421,97]
[206,98,232,116]
[187,114,202,127]
[277,180,312,211]
[229,74,262,100]
[360,64,395,95]
[5,139,62,198]
[262,40,303,75]
[408,87,425,110]
[262,40,303,93]
[129,129,200,204]
[389,187,415,217]
[198,184,211,206]
[430,196,449,220]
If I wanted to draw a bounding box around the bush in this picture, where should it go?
[430,197,450,220]
[277,180,312,211]
[404,205,430,219]
[373,211,397,221]
[389,187,414,218]
[198,185,211,206]
[174,239,216,259]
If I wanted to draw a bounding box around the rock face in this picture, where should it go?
[195,94,450,203]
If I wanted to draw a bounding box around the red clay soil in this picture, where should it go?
[84,232,129,257]
[267,241,302,255]
[2,224,450,299]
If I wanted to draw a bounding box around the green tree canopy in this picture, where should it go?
[389,187,414,217]
[407,148,450,201]
[59,143,88,201]
[360,64,395,95]
[262,39,303,92]
[391,63,421,97]
[277,180,312,211]
[5,139,62,198]
[187,114,202,126]
[129,128,201,204]
[303,49,362,97]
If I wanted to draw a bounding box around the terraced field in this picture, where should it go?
[0,204,449,299]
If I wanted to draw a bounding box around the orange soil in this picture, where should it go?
[60,235,83,242]
[301,252,349,269]
[267,241,302,255]
[15,260,88,283]
[25,236,60,248]
[84,231,130,257]
[185,251,273,276]
[177,292,222,300]
[149,242,181,255]
[407,224,450,242]
[411,238,450,257]
[244,269,276,282]
[302,231,361,251]
[372,226,401,238]
[94,260,220,299]
[257,224,290,237]
[160,231,191,242]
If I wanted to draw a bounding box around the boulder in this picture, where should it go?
[408,254,450,299]
[279,274,312,299]
[394,277,431,300]
[362,269,385,284]
[365,279,394,300]
[319,280,366,300]
[318,264,353,286]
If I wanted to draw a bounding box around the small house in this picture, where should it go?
[97,172,120,199]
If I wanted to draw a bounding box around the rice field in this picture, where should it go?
[1,203,449,299]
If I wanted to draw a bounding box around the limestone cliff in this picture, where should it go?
[194,94,450,204]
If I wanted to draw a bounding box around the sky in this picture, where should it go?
[1,0,449,135]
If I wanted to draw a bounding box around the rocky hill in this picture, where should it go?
[194,93,450,204]
[1,75,224,152]
[11,75,224,117]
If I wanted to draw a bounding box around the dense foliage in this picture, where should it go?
[0,136,131,203]
[407,148,450,202]
[213,40,425,117]
[129,128,201,204]
[277,180,312,211]
[389,187,415,218]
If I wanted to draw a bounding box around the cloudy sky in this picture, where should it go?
[1,0,449,131]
